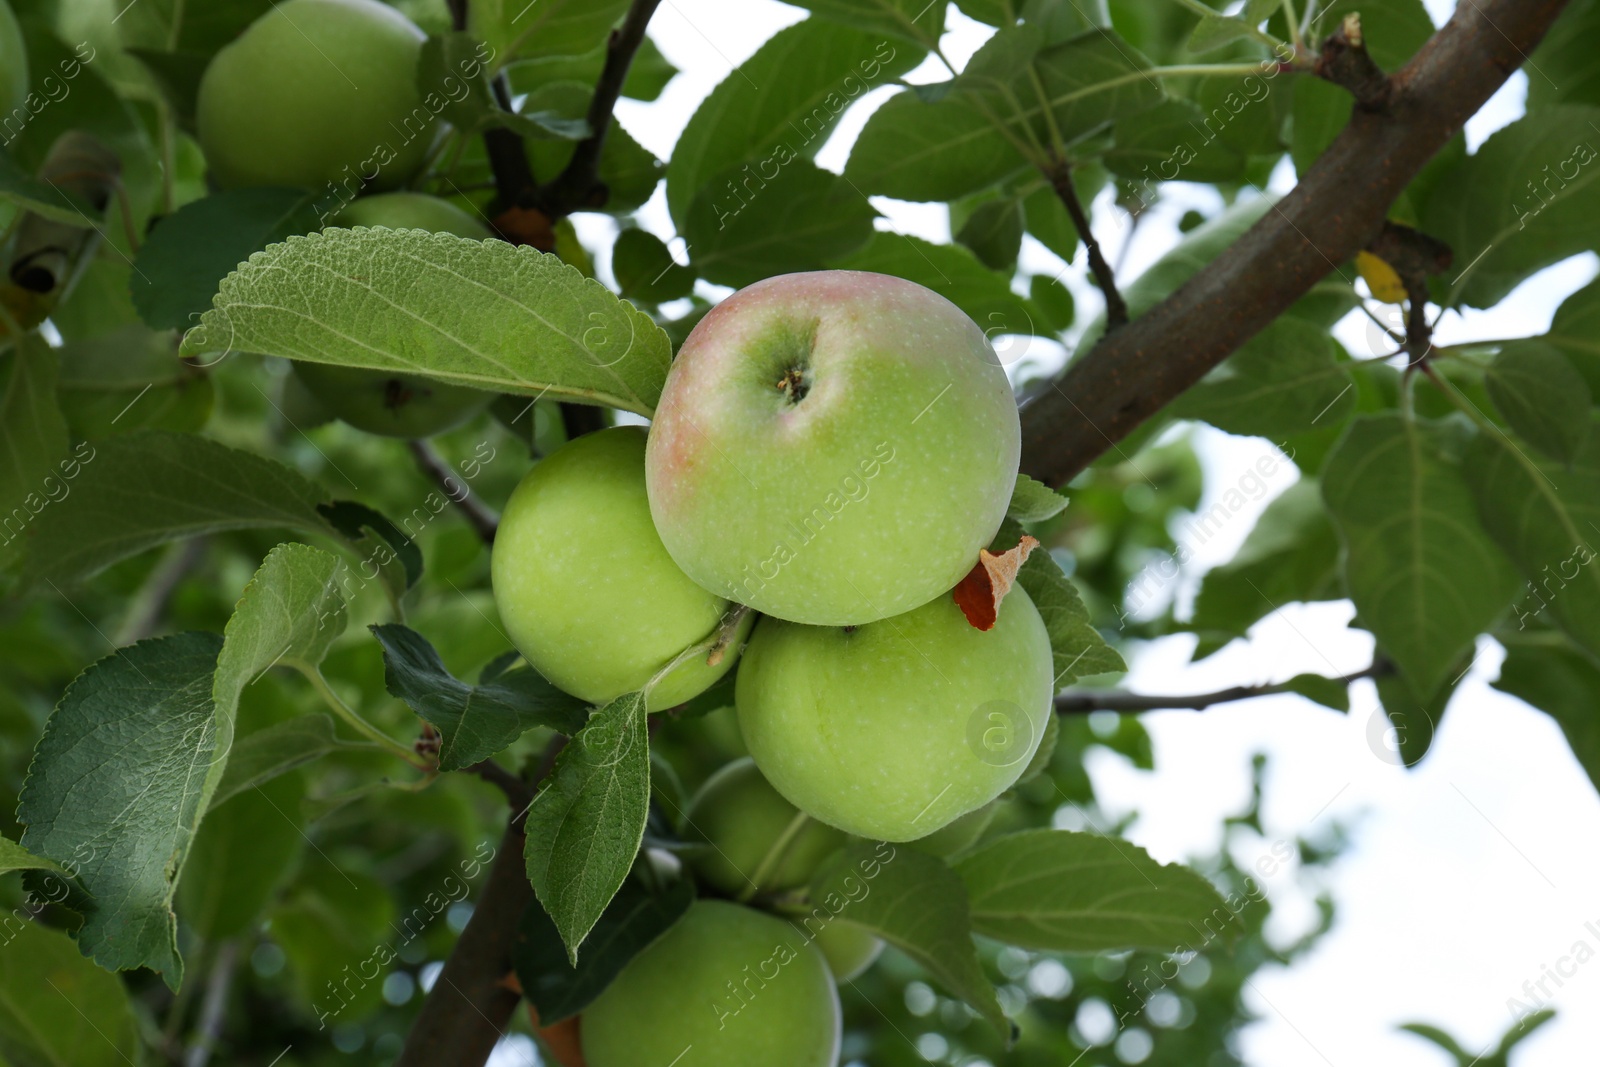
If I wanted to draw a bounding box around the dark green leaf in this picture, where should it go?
[55,325,214,439]
[785,0,946,45]
[1321,415,1519,696]
[1170,316,1354,437]
[416,32,499,131]
[125,47,209,127]
[1548,277,1600,395]
[955,198,1024,270]
[0,335,69,568]
[185,230,673,416]
[1024,30,1165,147]
[0,833,64,876]
[1462,429,1600,659]
[0,921,141,1067]
[1527,0,1600,110]
[1425,106,1600,308]
[507,36,678,103]
[372,623,588,770]
[1282,672,1350,712]
[1483,340,1592,463]
[1009,473,1069,522]
[524,691,651,961]
[1106,99,1247,184]
[179,771,305,942]
[26,430,335,585]
[514,875,694,1023]
[809,842,1008,1036]
[18,631,224,986]
[0,143,103,226]
[319,499,423,595]
[1373,668,1455,767]
[845,89,1028,201]
[211,715,341,808]
[995,520,1126,683]
[685,161,876,288]
[955,828,1240,952]
[1191,479,1342,647]
[1030,273,1075,331]
[476,0,632,62]
[131,188,322,330]
[667,20,921,227]
[611,229,693,304]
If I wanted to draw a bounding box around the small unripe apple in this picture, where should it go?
[681,757,845,896]
[645,270,1020,626]
[0,0,27,121]
[493,427,753,710]
[293,192,493,437]
[737,591,1053,841]
[582,900,840,1067]
[196,0,434,190]
[792,918,883,982]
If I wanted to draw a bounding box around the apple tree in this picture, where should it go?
[0,0,1589,1064]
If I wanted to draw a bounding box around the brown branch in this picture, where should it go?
[446,0,467,31]
[1056,661,1391,714]
[1019,0,1572,487]
[537,0,664,216]
[1046,160,1128,329]
[1313,13,1393,108]
[465,758,535,812]
[407,439,499,545]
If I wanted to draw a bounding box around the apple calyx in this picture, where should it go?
[953,535,1038,631]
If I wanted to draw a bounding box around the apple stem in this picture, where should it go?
[737,810,814,904]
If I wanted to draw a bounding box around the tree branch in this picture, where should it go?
[1055,661,1391,713]
[1045,160,1128,329]
[1018,0,1572,487]
[538,0,664,216]
[1313,12,1392,108]
[407,439,499,546]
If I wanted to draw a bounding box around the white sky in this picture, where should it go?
[549,4,1600,1064]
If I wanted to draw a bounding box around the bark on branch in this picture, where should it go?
[1313,13,1393,108]
[1018,0,1572,487]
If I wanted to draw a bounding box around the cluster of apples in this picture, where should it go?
[493,272,1055,1066]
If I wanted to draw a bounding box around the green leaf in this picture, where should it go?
[785,0,946,45]
[809,842,1008,1036]
[1527,0,1600,110]
[417,32,500,131]
[1170,316,1354,437]
[1374,667,1454,767]
[1190,479,1342,647]
[514,875,694,1024]
[1548,277,1600,395]
[954,828,1239,951]
[211,715,341,808]
[0,921,141,1067]
[1105,99,1247,184]
[829,231,1044,344]
[474,0,631,62]
[1462,429,1600,659]
[270,858,397,1022]
[0,144,103,226]
[955,198,1024,270]
[318,498,423,596]
[1188,12,1255,53]
[0,335,70,568]
[18,631,224,986]
[1030,273,1075,331]
[185,229,672,416]
[1424,105,1600,308]
[508,36,679,103]
[0,833,64,876]
[131,187,322,330]
[1321,415,1519,696]
[1008,473,1069,522]
[995,520,1125,683]
[844,89,1028,201]
[611,229,693,304]
[372,623,589,771]
[209,543,346,817]
[524,691,652,962]
[1483,340,1592,463]
[685,161,876,289]
[179,770,305,942]
[56,325,214,438]
[25,430,335,585]
[1282,672,1350,712]
[521,81,660,213]
[666,20,920,227]
[1021,30,1165,148]
[1497,639,1600,790]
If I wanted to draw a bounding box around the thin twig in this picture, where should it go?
[464,758,535,812]
[1313,13,1392,108]
[538,0,665,215]
[1045,160,1128,329]
[114,537,207,645]
[1055,661,1391,713]
[408,439,499,545]
[182,940,238,1067]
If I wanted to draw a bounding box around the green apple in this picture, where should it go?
[493,427,754,711]
[681,757,846,896]
[582,900,840,1067]
[196,0,434,191]
[645,270,1020,626]
[330,192,489,237]
[737,590,1053,841]
[293,192,493,437]
[791,918,883,982]
[0,0,26,121]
